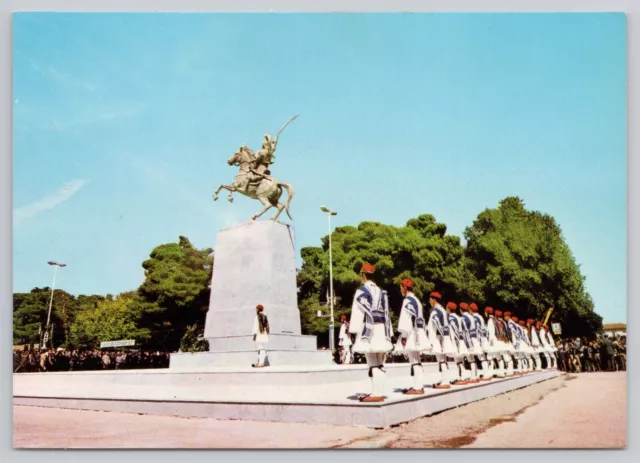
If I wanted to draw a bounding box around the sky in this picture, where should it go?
[12,13,626,323]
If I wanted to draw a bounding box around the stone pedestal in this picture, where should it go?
[193,220,331,366]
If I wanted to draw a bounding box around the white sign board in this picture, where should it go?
[100,339,136,348]
[551,323,562,335]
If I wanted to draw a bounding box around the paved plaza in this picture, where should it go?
[13,372,626,449]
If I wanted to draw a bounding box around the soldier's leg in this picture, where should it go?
[406,351,424,392]
[434,354,451,388]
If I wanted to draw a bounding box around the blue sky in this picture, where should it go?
[13,13,626,323]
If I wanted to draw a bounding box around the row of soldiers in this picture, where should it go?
[340,263,558,402]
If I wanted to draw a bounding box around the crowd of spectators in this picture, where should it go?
[556,333,626,373]
[13,347,170,373]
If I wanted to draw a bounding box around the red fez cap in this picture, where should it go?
[340,314,347,320]
[446,301,457,310]
[543,324,549,329]
[511,316,519,322]
[430,291,442,300]
[518,320,525,325]
[536,321,542,326]
[470,302,478,311]
[504,311,512,317]
[527,318,534,324]
[361,263,376,274]
[256,304,264,311]
[485,307,494,314]
[459,302,469,311]
[401,279,414,289]
[495,310,503,317]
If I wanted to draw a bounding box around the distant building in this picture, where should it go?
[603,323,626,337]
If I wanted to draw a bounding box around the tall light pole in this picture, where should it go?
[320,206,337,352]
[43,261,66,348]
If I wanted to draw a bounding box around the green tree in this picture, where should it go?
[138,236,213,350]
[69,294,150,349]
[463,196,602,337]
[297,215,466,339]
[13,288,78,346]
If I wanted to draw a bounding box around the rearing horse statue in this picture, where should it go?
[213,147,294,222]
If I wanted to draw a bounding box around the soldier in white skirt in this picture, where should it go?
[460,302,483,382]
[517,319,534,373]
[426,291,457,389]
[496,310,515,376]
[447,302,472,385]
[396,279,431,395]
[338,314,353,364]
[485,307,506,378]
[535,321,552,369]
[470,303,493,381]
[252,304,270,368]
[541,324,558,369]
[528,318,543,371]
[505,312,523,375]
[349,263,393,402]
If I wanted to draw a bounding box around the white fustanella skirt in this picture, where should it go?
[353,324,393,354]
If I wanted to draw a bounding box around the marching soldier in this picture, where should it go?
[252,304,270,368]
[470,303,493,380]
[446,302,471,385]
[396,279,431,395]
[536,321,552,369]
[541,324,557,369]
[426,292,457,389]
[349,263,393,402]
[486,307,506,378]
[505,312,523,375]
[528,319,543,370]
[460,302,483,382]
[517,319,533,373]
[496,310,515,376]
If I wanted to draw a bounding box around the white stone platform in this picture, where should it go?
[13,366,561,428]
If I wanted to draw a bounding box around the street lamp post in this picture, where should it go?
[43,261,66,349]
[320,206,337,352]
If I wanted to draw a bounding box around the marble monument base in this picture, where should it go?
[196,220,330,367]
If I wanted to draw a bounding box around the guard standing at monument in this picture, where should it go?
[471,303,492,380]
[252,304,270,368]
[396,279,431,395]
[426,292,456,389]
[349,263,393,402]
[447,302,471,385]
[338,314,353,364]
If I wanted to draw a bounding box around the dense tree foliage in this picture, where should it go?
[13,236,213,351]
[298,198,602,340]
[297,215,467,339]
[69,293,151,348]
[463,197,602,337]
[138,236,213,350]
[13,197,603,350]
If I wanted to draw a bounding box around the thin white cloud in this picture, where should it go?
[14,179,88,225]
[30,60,100,92]
[42,105,145,132]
